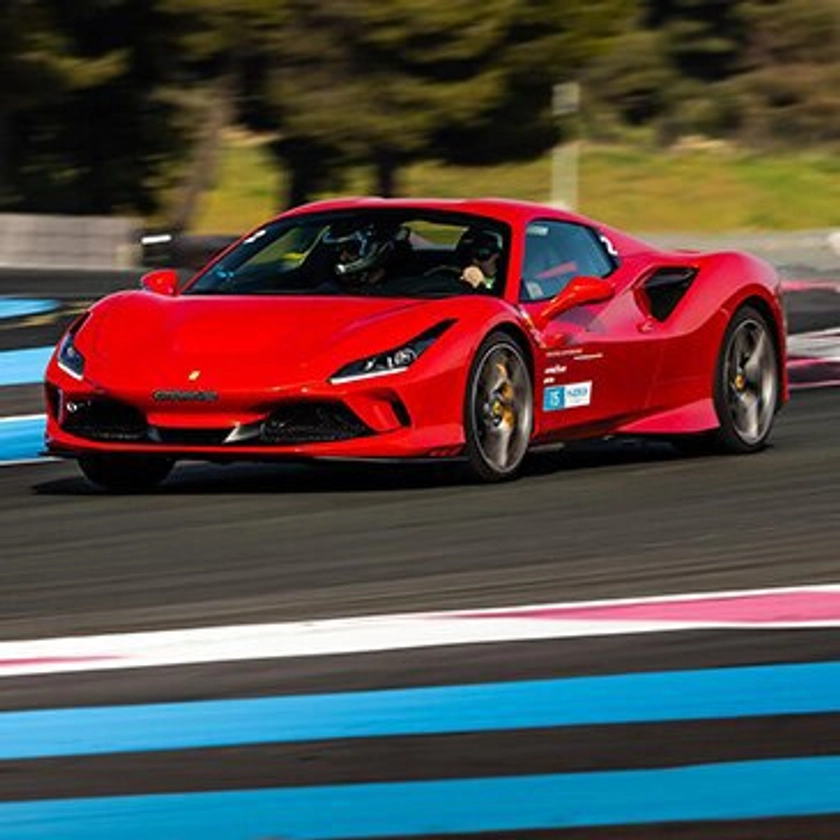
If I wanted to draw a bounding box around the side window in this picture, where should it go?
[520,221,616,302]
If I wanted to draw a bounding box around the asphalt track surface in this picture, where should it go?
[1,266,839,838]
[0,385,837,640]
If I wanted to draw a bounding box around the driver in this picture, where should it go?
[324,222,405,289]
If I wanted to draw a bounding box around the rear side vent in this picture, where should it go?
[642,267,697,321]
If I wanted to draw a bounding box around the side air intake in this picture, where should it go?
[641,267,697,321]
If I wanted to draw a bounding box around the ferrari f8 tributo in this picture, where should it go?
[45,198,786,489]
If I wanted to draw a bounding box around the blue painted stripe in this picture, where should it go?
[2,757,839,839]
[2,662,840,761]
[0,416,46,463]
[0,298,58,320]
[0,346,53,386]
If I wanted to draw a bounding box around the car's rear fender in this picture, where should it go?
[639,251,786,414]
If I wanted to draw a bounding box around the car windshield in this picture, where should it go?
[185,210,510,299]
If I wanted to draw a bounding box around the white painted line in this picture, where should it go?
[0,456,58,467]
[1,583,839,678]
[0,413,46,424]
[788,327,840,360]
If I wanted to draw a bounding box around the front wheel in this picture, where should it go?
[463,332,533,482]
[78,454,174,492]
[712,305,780,453]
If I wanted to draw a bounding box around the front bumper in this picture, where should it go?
[44,363,465,462]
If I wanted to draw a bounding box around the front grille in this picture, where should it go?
[62,397,148,442]
[59,397,372,448]
[260,401,372,444]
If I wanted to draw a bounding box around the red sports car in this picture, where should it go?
[44,198,787,490]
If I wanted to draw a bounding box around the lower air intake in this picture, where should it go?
[152,428,231,446]
[62,397,148,442]
[260,401,372,444]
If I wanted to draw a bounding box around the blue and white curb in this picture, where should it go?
[0,297,59,320]
[0,346,53,387]
[0,414,48,465]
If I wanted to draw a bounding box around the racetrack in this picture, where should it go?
[1,386,839,639]
[1,263,839,838]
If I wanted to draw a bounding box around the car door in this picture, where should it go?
[518,219,661,438]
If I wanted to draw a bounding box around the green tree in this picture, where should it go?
[252,0,514,203]
[0,0,125,208]
[156,0,288,229]
[731,0,840,145]
[644,0,745,82]
[254,0,630,204]
[582,28,671,135]
[1,0,189,215]
[584,0,748,143]
[448,0,634,161]
[584,0,840,147]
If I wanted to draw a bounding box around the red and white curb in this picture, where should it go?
[2,584,840,678]
[788,327,840,360]
[782,279,840,294]
[788,326,840,389]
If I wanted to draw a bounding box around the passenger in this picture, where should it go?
[422,228,503,293]
[456,230,503,290]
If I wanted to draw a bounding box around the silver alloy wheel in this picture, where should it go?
[723,317,778,445]
[470,341,533,475]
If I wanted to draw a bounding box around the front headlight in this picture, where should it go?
[56,315,88,380]
[330,320,454,384]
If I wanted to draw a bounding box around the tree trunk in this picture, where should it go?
[167,76,234,233]
[374,147,400,197]
[286,164,315,208]
[274,137,337,209]
[0,105,10,210]
[0,1,12,209]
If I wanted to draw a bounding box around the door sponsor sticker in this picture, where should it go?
[543,381,592,411]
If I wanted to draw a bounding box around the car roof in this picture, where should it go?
[279,196,582,225]
[270,197,657,258]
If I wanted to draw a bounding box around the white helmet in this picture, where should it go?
[325,223,399,278]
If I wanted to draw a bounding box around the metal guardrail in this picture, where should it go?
[0,214,141,270]
[1,211,837,276]
[140,232,237,270]
[645,230,840,273]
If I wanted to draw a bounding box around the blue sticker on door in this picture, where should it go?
[543,381,592,411]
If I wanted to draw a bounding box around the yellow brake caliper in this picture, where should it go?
[493,362,516,427]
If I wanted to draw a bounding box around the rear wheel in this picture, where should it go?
[464,332,533,481]
[713,305,779,452]
[79,454,174,492]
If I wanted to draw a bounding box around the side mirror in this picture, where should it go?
[534,275,614,328]
[141,268,179,296]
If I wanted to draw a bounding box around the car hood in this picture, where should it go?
[81,291,463,389]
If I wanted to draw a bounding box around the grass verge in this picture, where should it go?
[190,135,840,235]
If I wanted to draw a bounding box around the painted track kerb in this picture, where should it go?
[2,584,839,678]
[0,414,51,466]
[3,662,840,760]
[0,298,59,320]
[4,758,840,840]
[0,346,52,387]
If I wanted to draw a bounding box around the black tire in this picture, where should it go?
[463,332,533,482]
[78,454,174,492]
[711,304,780,453]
